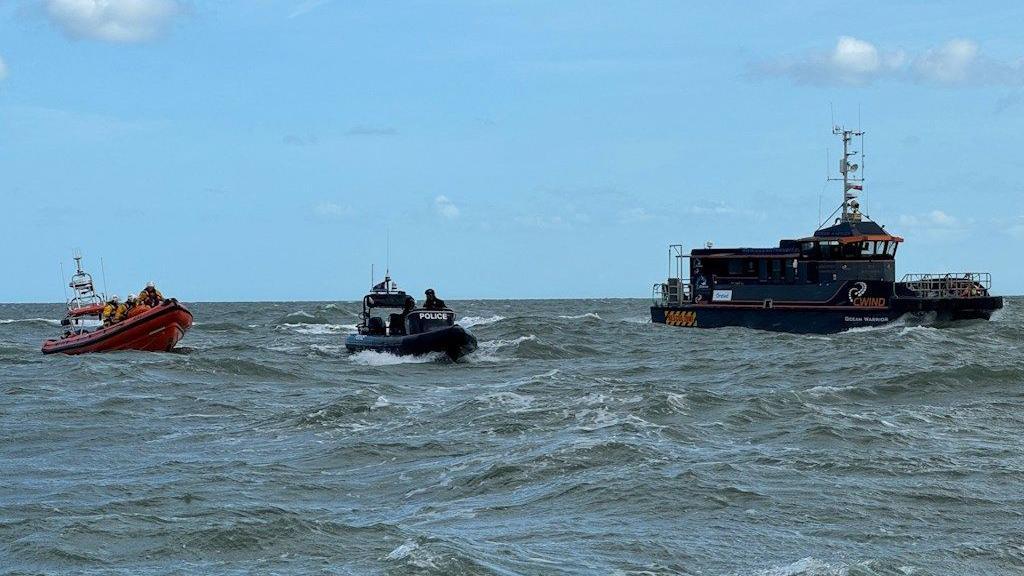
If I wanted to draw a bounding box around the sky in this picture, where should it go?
[2,0,1023,302]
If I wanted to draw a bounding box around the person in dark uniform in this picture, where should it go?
[423,289,446,310]
[390,295,417,336]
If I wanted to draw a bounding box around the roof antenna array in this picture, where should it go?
[828,124,865,224]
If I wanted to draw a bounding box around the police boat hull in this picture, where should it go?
[344,324,478,361]
[41,300,193,355]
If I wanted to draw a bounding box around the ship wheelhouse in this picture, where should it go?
[684,221,904,305]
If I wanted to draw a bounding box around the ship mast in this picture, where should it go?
[830,125,865,223]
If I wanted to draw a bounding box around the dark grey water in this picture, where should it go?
[1,298,1022,575]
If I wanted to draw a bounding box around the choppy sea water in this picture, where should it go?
[1,298,1022,575]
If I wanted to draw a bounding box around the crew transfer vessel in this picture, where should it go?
[650,126,1003,333]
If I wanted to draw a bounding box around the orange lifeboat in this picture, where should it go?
[42,300,193,355]
[41,255,193,355]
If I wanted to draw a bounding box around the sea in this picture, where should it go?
[1,298,1022,575]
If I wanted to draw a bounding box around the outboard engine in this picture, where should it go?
[405,310,455,335]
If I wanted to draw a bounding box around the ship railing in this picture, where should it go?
[652,278,691,306]
[900,272,992,299]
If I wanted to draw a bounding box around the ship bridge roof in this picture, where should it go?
[801,220,903,244]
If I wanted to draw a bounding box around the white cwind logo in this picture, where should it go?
[848,281,868,302]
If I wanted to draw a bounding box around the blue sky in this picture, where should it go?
[2,1,1023,302]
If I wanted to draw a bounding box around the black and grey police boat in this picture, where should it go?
[345,275,478,360]
[651,125,1004,334]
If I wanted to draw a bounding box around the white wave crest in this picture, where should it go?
[0,318,61,326]
[292,323,357,335]
[475,391,534,411]
[284,310,316,319]
[488,335,536,348]
[458,315,505,328]
[465,334,536,363]
[748,556,850,576]
[348,350,444,366]
[557,312,602,320]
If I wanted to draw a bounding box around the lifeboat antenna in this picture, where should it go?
[100,257,109,300]
[59,260,69,303]
[828,124,865,223]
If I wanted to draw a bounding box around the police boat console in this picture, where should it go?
[344,274,478,360]
[650,126,1004,334]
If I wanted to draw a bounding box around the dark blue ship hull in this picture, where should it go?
[652,295,1002,334]
[345,325,478,360]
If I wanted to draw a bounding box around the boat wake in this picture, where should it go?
[348,350,446,366]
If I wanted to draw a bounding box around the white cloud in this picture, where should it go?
[619,207,653,224]
[45,0,183,43]
[289,0,333,19]
[434,195,460,220]
[516,215,567,229]
[1003,216,1024,239]
[684,201,737,216]
[899,210,962,228]
[313,201,352,219]
[754,37,1023,86]
[0,56,7,82]
[346,125,398,136]
[914,39,978,84]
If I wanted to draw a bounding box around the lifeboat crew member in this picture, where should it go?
[102,295,126,325]
[423,289,446,310]
[138,282,164,307]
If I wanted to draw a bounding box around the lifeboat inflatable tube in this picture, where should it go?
[68,303,105,318]
[345,325,478,361]
[41,299,193,355]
